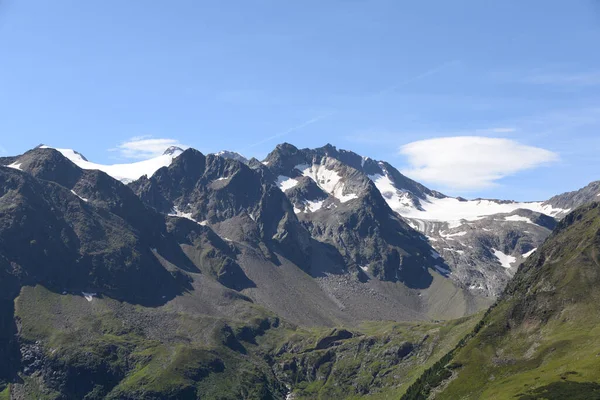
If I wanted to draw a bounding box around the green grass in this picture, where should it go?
[12,284,483,399]
[0,386,9,400]
[404,203,600,399]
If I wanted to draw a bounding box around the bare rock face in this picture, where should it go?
[129,148,313,271]
[259,143,444,287]
[258,143,569,298]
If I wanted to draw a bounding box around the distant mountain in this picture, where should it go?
[213,150,249,164]
[543,179,600,218]
[2,142,599,399]
[259,143,569,297]
[404,202,600,399]
[260,143,445,287]
[36,145,184,183]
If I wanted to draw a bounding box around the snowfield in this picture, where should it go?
[295,161,358,203]
[492,248,516,269]
[41,146,182,183]
[367,171,568,225]
[277,176,299,191]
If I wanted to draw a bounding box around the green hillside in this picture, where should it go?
[404,202,600,399]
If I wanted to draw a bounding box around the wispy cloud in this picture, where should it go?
[523,71,600,86]
[0,145,6,155]
[372,60,461,97]
[111,136,188,159]
[399,136,558,190]
[241,113,333,151]
[242,60,460,150]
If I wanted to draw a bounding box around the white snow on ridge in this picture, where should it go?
[168,206,205,226]
[295,161,358,203]
[523,248,537,258]
[439,230,468,239]
[306,199,325,212]
[40,146,182,183]
[492,248,516,269]
[70,190,88,202]
[368,173,416,213]
[277,176,299,191]
[385,194,568,225]
[6,162,22,170]
[504,215,533,224]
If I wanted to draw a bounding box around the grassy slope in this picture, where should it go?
[260,316,480,400]
[13,285,480,399]
[419,203,600,399]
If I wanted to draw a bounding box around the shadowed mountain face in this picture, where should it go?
[0,166,192,306]
[404,202,600,399]
[129,148,313,270]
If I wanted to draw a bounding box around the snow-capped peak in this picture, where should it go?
[39,145,182,183]
[214,150,248,164]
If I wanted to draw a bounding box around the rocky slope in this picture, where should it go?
[259,143,444,287]
[2,142,599,399]
[403,202,600,399]
[543,179,600,218]
[258,143,569,298]
[0,146,485,399]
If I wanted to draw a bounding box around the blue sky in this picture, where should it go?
[1,0,599,200]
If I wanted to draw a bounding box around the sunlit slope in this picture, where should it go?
[406,202,600,400]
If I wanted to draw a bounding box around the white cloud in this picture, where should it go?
[487,127,516,133]
[399,136,558,190]
[112,136,188,159]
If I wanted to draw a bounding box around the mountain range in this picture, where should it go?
[1,142,599,399]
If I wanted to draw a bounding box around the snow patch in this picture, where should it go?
[296,161,358,203]
[306,199,325,212]
[430,250,441,259]
[368,173,417,215]
[439,231,468,239]
[444,248,465,255]
[277,176,299,191]
[504,215,533,224]
[6,162,22,170]
[523,248,537,258]
[492,248,516,269]
[70,190,88,202]
[82,292,96,302]
[168,206,204,226]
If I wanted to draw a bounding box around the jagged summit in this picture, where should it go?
[214,150,248,164]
